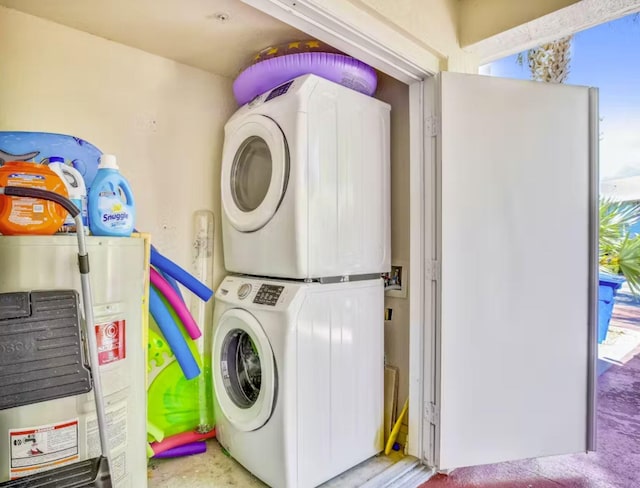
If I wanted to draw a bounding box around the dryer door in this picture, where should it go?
[221,114,289,232]
[213,308,276,431]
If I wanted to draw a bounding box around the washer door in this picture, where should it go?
[221,114,289,232]
[212,308,276,431]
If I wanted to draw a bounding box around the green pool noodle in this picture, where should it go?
[147,419,165,443]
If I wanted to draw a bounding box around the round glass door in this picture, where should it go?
[231,136,273,213]
[221,114,289,232]
[220,328,262,408]
[212,309,276,431]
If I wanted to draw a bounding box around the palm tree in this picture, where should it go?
[517,36,572,83]
[599,198,640,294]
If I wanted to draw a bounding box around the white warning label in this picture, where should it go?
[9,419,79,479]
[110,451,127,484]
[87,401,127,476]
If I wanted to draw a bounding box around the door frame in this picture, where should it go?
[241,0,438,464]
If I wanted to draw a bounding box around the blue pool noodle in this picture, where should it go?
[149,285,200,380]
[150,246,213,302]
[157,267,183,301]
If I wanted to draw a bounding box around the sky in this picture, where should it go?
[481,14,640,181]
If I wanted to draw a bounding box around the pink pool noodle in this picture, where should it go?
[150,429,216,456]
[150,267,202,340]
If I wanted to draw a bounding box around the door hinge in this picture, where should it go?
[425,115,439,137]
[428,260,441,281]
[424,402,439,425]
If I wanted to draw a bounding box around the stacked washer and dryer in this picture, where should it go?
[212,74,391,488]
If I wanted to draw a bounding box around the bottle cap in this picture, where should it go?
[48,156,64,164]
[99,154,119,170]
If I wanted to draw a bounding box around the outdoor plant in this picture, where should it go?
[599,198,640,294]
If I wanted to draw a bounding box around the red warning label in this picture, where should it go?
[95,320,126,365]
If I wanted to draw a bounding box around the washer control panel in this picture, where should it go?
[237,283,252,300]
[218,277,295,308]
[253,284,285,306]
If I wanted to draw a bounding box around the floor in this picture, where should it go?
[148,440,401,487]
[419,291,640,488]
[148,293,640,488]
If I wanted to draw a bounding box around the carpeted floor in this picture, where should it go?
[420,296,640,488]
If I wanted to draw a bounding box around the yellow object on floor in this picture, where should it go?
[385,398,408,455]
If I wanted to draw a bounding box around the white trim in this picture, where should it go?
[241,0,437,82]
[408,81,426,460]
[418,76,439,465]
[242,0,435,464]
[468,0,640,64]
[359,456,435,487]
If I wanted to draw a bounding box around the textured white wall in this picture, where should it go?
[0,6,236,289]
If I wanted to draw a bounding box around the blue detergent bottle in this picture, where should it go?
[88,154,135,236]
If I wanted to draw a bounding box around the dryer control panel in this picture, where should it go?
[265,80,294,103]
[253,284,284,306]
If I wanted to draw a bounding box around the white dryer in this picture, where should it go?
[211,275,384,488]
[220,74,391,280]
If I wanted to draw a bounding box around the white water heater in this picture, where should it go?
[0,236,147,488]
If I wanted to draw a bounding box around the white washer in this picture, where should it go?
[221,74,391,280]
[211,275,384,488]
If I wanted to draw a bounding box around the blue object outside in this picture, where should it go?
[598,273,626,343]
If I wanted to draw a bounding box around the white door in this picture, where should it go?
[212,308,277,431]
[431,72,598,470]
[221,114,289,232]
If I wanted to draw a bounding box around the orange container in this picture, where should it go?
[0,162,69,235]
